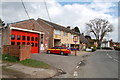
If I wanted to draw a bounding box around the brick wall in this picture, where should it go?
[3,45,31,61]
[37,19,54,48]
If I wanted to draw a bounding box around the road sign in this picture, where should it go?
[73,36,78,56]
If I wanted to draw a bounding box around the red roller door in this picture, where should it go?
[11,30,39,53]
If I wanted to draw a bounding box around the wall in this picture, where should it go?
[3,45,31,61]
[2,26,11,46]
[37,19,54,48]
[53,30,80,45]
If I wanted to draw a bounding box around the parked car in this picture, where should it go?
[86,48,92,52]
[46,46,71,55]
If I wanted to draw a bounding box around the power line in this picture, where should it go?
[21,0,50,36]
[44,0,52,21]
[21,0,31,19]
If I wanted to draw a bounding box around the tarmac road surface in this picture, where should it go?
[32,50,119,78]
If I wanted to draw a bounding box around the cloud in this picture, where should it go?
[1,0,118,42]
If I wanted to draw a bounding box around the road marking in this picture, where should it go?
[113,59,119,62]
[108,56,112,59]
[79,61,82,64]
[106,54,120,63]
[76,66,79,68]
[73,71,78,77]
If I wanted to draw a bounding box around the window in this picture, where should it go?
[63,32,68,36]
[35,43,38,47]
[17,42,20,45]
[27,36,30,41]
[61,47,65,49]
[17,35,21,40]
[27,42,30,45]
[31,43,34,47]
[52,46,58,49]
[11,42,15,45]
[11,35,15,40]
[35,37,38,41]
[54,30,61,35]
[22,36,26,40]
[41,34,44,44]
[22,42,25,45]
[71,34,74,38]
[32,37,34,41]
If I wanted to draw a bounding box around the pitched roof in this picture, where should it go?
[80,34,90,45]
[38,18,80,35]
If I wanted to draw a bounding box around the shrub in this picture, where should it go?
[114,47,120,51]
[91,45,97,52]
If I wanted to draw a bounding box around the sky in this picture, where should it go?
[0,0,119,42]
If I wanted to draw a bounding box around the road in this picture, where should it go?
[32,50,119,78]
[77,50,118,78]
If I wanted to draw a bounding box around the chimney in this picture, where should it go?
[82,33,84,35]
[67,26,71,29]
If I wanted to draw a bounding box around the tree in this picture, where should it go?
[74,26,80,33]
[86,18,113,47]
[0,19,5,28]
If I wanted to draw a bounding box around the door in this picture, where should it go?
[11,30,39,53]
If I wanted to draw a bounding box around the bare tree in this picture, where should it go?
[86,18,113,47]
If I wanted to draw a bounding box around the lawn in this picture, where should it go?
[1,54,50,69]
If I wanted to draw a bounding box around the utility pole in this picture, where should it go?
[0,19,5,54]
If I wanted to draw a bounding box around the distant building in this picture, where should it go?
[85,35,97,47]
[79,34,90,50]
[101,39,120,48]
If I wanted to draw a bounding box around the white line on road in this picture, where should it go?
[73,71,78,77]
[106,54,120,63]
[76,66,79,68]
[113,59,119,62]
[79,61,82,64]
[108,56,112,59]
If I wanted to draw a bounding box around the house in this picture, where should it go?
[2,19,46,54]
[101,39,120,48]
[37,18,80,50]
[101,41,110,47]
[79,34,90,50]
[85,35,97,47]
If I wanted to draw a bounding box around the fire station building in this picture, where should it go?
[2,19,46,54]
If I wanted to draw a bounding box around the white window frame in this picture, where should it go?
[54,30,61,35]
[63,32,68,36]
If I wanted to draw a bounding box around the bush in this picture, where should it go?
[2,54,19,62]
[91,45,97,52]
[114,47,120,51]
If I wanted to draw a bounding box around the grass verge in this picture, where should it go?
[1,54,49,69]
[20,59,49,69]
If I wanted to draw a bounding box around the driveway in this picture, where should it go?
[31,51,91,78]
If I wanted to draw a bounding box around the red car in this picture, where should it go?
[46,46,71,55]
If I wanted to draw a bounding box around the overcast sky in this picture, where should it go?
[1,0,119,42]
